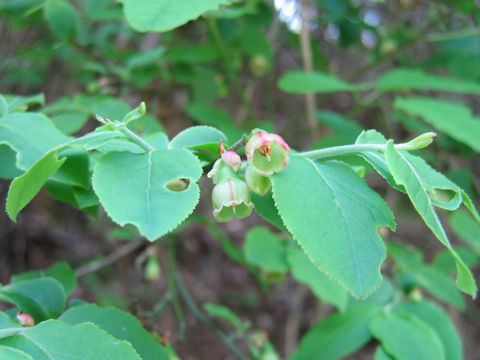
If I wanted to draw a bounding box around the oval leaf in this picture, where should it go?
[0,279,66,322]
[92,149,203,240]
[120,0,232,32]
[278,71,356,94]
[371,311,445,360]
[271,157,395,298]
[59,304,168,360]
[0,320,141,360]
[291,303,381,360]
[169,125,227,151]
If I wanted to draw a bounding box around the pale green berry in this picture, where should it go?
[245,166,271,196]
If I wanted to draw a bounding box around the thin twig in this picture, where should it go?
[234,16,281,123]
[299,0,319,136]
[167,244,186,340]
[187,214,266,289]
[284,285,309,356]
[74,238,145,277]
[347,10,450,81]
[228,134,248,152]
[175,270,249,360]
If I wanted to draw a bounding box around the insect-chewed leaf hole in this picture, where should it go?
[166,178,190,192]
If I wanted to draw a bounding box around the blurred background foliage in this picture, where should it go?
[1,0,480,358]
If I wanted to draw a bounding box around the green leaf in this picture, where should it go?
[448,209,480,254]
[0,95,7,118]
[0,144,22,179]
[6,151,66,221]
[374,347,395,360]
[287,247,349,310]
[370,311,445,360]
[290,303,381,360]
[387,242,423,270]
[92,149,203,240]
[251,192,288,232]
[355,130,401,190]
[51,148,90,188]
[144,132,169,150]
[271,157,395,298]
[433,247,479,274]
[50,112,89,135]
[394,97,480,152]
[316,111,363,140]
[278,71,357,93]
[399,265,465,309]
[166,43,219,63]
[46,181,80,209]
[44,0,80,39]
[377,68,480,93]
[2,93,45,113]
[187,104,244,142]
[202,303,243,330]
[0,278,66,322]
[74,186,100,213]
[356,130,479,221]
[0,320,141,360]
[396,301,462,360]
[169,125,228,150]
[69,131,126,151]
[59,304,168,360]
[385,141,477,296]
[244,226,288,273]
[127,47,166,69]
[0,346,33,360]
[11,262,77,297]
[119,0,232,32]
[0,112,71,170]
[121,102,146,125]
[0,312,19,329]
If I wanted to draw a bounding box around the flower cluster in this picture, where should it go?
[209,131,290,222]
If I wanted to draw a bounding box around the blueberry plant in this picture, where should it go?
[1,0,480,359]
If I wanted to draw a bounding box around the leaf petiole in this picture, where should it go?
[95,114,155,152]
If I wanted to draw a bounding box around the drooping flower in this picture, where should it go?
[212,175,254,222]
[245,131,290,176]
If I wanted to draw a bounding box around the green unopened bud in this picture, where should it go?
[402,132,436,150]
[409,287,423,302]
[250,55,270,77]
[245,131,290,176]
[212,175,254,222]
[145,255,161,282]
[245,166,271,196]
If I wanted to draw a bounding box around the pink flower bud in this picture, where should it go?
[245,131,290,176]
[212,176,254,222]
[207,151,242,184]
[221,151,241,172]
[16,311,34,327]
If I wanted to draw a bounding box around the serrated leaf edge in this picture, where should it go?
[271,157,395,299]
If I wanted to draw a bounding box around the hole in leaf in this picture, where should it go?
[166,178,190,192]
[430,188,456,202]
